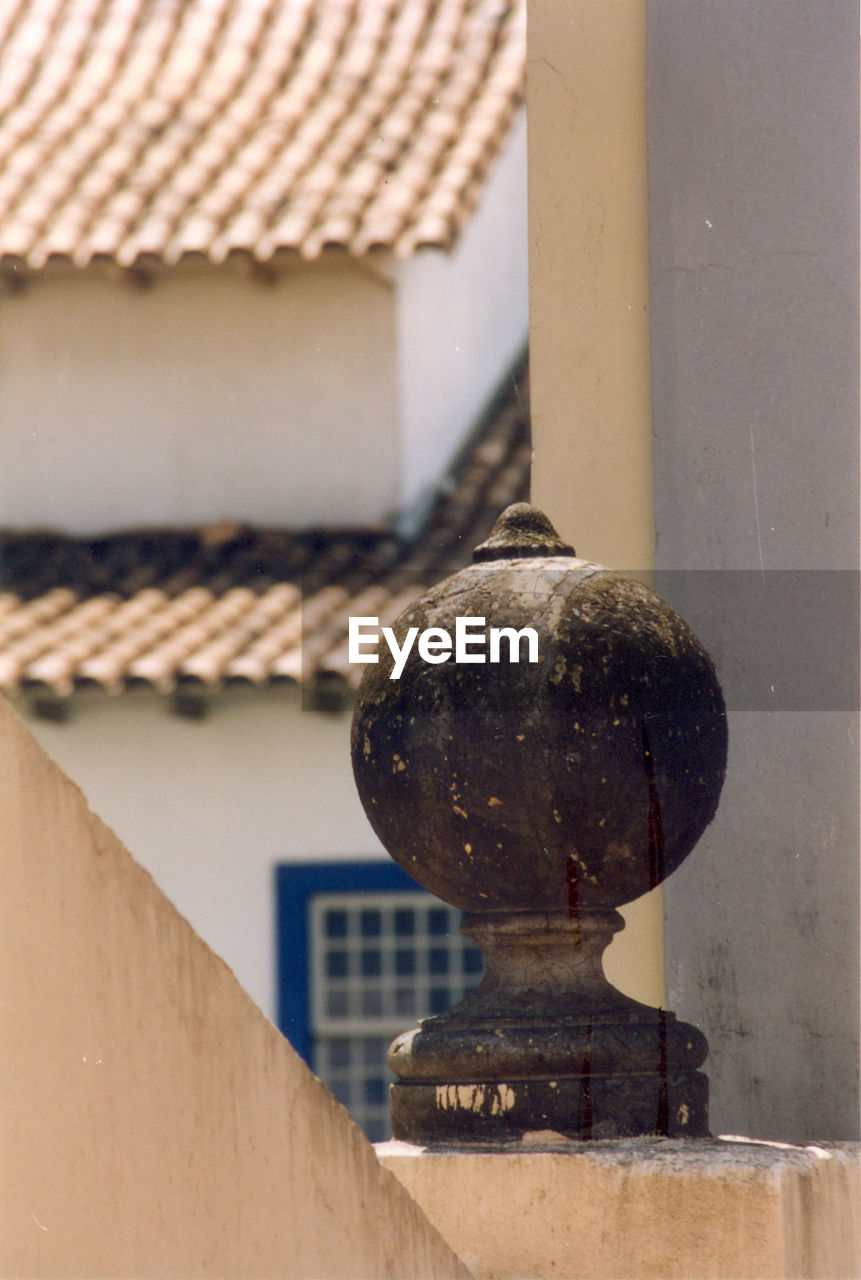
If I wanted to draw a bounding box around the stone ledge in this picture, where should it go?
[377,1135,861,1280]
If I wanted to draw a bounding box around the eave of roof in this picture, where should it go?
[0,360,531,715]
[0,0,525,272]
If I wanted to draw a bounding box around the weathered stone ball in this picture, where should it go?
[351,505,727,912]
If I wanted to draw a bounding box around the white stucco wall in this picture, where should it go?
[0,260,400,533]
[21,688,384,1022]
[395,110,530,516]
[0,124,528,539]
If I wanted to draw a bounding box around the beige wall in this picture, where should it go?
[0,260,400,533]
[526,0,664,1009]
[0,693,471,1279]
[23,687,380,1022]
[527,1,654,570]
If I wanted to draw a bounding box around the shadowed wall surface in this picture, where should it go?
[0,693,470,1279]
[648,0,859,1140]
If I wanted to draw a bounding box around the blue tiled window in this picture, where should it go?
[276,862,483,1142]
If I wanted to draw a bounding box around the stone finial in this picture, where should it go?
[351,504,727,1143]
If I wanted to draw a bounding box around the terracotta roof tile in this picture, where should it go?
[0,360,530,713]
[0,0,525,270]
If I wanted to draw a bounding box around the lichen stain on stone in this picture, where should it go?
[435,1083,516,1115]
[550,654,567,684]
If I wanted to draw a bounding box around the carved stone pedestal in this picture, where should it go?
[389,909,709,1142]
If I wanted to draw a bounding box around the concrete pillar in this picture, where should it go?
[528,0,859,1141]
[647,1,859,1141]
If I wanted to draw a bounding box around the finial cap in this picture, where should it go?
[473,502,575,562]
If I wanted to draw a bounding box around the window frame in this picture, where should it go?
[275,859,425,1064]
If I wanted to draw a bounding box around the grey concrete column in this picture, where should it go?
[647,1,859,1140]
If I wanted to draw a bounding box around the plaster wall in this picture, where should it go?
[21,688,381,1023]
[396,110,530,520]
[0,260,400,533]
[647,2,860,1141]
[0,693,471,1279]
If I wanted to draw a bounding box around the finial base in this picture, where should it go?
[390,1069,709,1144]
[387,909,710,1144]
